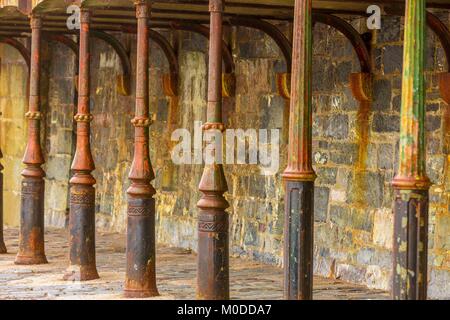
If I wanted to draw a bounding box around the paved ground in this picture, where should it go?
[0,227,389,300]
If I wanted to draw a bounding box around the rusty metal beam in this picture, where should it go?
[15,15,47,266]
[228,16,292,70]
[392,0,430,300]
[149,30,179,96]
[63,9,99,282]
[124,0,159,299]
[0,36,30,70]
[426,11,450,72]
[282,0,315,300]
[0,147,5,254]
[197,0,230,300]
[313,13,371,73]
[90,30,132,96]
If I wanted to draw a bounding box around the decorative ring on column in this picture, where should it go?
[25,111,42,120]
[31,15,43,29]
[202,122,225,132]
[74,114,93,123]
[131,116,154,127]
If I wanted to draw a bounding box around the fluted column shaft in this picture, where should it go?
[196,0,230,300]
[15,15,47,265]
[392,0,430,300]
[64,9,99,281]
[124,0,159,298]
[0,148,6,253]
[282,0,315,300]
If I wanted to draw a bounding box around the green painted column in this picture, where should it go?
[392,0,430,300]
[282,0,316,300]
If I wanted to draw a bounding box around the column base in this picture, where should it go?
[284,180,314,300]
[14,253,48,265]
[124,196,159,298]
[123,288,160,299]
[392,187,429,300]
[63,264,99,281]
[197,209,230,300]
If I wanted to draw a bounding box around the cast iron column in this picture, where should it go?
[0,147,6,253]
[63,9,99,281]
[197,0,230,300]
[124,0,159,298]
[15,15,47,265]
[392,0,430,300]
[282,0,315,300]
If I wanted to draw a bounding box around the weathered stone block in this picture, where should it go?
[378,16,401,43]
[377,143,394,170]
[383,46,403,74]
[372,209,393,250]
[316,167,338,185]
[324,114,349,139]
[314,187,329,223]
[372,114,400,133]
[372,79,392,112]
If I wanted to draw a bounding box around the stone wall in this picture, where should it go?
[0,42,28,227]
[1,14,450,298]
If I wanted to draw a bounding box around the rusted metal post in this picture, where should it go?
[196,0,230,300]
[124,0,159,298]
[15,15,47,265]
[392,0,430,300]
[0,147,6,253]
[282,0,315,300]
[63,9,99,281]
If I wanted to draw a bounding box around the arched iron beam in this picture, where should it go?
[169,22,234,74]
[148,29,179,96]
[121,25,180,96]
[90,30,132,96]
[45,33,79,60]
[426,11,450,72]
[313,13,371,73]
[227,17,292,71]
[0,36,30,70]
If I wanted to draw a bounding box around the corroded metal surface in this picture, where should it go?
[282,0,315,300]
[124,0,159,299]
[392,0,430,300]
[64,9,99,281]
[0,148,6,253]
[15,14,47,265]
[196,0,230,300]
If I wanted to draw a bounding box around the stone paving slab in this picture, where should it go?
[0,227,389,300]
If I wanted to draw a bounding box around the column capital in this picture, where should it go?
[392,175,431,190]
[30,15,42,29]
[135,0,150,18]
[80,9,90,24]
[209,0,224,13]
